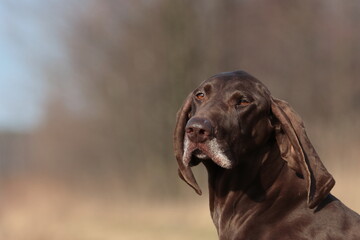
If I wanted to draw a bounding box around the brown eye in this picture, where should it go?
[236,99,251,107]
[195,92,205,100]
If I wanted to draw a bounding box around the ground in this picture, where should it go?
[0,178,217,240]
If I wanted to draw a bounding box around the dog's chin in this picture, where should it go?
[183,137,233,169]
[193,149,209,160]
[187,149,209,166]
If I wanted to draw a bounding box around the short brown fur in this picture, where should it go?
[174,71,360,240]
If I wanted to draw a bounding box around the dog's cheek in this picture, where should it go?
[251,117,273,146]
[217,113,238,141]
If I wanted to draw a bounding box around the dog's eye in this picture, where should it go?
[236,99,251,108]
[195,92,205,100]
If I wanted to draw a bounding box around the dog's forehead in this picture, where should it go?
[201,71,270,96]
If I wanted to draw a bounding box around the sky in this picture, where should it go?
[0,1,59,131]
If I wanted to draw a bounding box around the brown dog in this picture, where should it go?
[174,71,360,239]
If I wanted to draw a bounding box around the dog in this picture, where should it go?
[174,71,360,239]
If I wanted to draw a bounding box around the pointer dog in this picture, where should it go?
[174,71,360,239]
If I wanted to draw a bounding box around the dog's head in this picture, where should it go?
[174,71,334,208]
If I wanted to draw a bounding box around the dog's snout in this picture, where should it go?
[185,118,213,143]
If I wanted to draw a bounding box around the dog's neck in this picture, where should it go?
[203,139,308,237]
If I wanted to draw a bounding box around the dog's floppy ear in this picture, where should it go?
[271,98,335,208]
[173,93,202,195]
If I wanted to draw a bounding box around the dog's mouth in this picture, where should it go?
[192,149,208,160]
[183,136,233,169]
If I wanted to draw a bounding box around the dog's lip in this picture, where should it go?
[182,141,206,166]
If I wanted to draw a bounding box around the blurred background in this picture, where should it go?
[0,0,359,239]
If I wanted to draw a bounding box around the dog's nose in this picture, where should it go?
[185,118,213,143]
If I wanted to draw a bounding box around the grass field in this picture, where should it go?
[0,173,359,240]
[0,178,217,240]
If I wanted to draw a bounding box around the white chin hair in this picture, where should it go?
[183,136,232,169]
[206,138,232,169]
[194,152,209,159]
